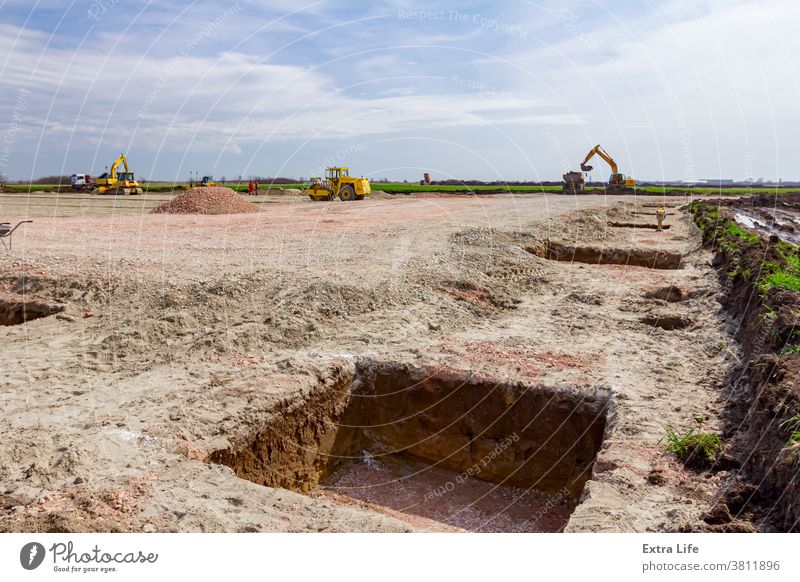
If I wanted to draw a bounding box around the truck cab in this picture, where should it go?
[70,174,92,190]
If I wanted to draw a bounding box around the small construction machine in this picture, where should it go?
[304,167,371,201]
[580,144,635,188]
[184,174,217,189]
[94,153,143,195]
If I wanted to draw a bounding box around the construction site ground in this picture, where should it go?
[0,190,737,533]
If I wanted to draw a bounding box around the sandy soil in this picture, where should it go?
[0,191,738,532]
[318,453,575,532]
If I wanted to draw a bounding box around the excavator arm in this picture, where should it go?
[580,145,618,175]
[578,144,634,187]
[108,153,129,180]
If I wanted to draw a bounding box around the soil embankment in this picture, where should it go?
[691,199,800,531]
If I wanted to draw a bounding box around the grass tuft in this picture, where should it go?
[781,414,800,463]
[781,344,800,356]
[662,421,724,468]
[758,249,800,294]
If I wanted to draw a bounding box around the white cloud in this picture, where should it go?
[0,22,574,152]
[497,0,800,179]
[1,1,797,180]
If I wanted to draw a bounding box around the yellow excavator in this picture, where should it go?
[94,153,143,195]
[580,145,635,188]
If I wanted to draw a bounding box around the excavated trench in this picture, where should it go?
[640,314,693,330]
[209,360,612,532]
[608,222,671,230]
[0,298,64,326]
[526,240,683,270]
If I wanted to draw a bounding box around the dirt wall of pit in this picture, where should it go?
[693,201,800,531]
[348,362,610,499]
[207,364,355,493]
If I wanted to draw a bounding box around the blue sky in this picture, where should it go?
[0,0,797,182]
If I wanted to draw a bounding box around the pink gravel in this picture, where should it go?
[151,187,258,215]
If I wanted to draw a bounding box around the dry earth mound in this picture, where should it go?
[151,187,258,215]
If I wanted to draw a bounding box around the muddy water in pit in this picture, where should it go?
[734,210,800,246]
[209,360,612,532]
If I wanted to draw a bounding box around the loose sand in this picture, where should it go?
[0,191,737,532]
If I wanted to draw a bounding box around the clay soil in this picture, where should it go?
[0,190,742,532]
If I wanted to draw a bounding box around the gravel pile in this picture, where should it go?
[151,187,258,215]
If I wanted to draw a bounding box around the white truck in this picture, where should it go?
[70,174,93,190]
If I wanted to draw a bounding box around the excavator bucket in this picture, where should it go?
[580,163,593,172]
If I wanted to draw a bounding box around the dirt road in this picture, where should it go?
[0,192,737,532]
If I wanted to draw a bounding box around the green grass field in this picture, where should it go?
[3,182,797,196]
[368,184,799,195]
[264,183,798,195]
[259,183,795,195]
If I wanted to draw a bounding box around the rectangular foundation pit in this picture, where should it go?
[608,222,671,230]
[526,240,683,269]
[209,360,612,532]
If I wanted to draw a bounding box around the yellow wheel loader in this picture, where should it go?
[304,167,371,201]
[94,153,143,195]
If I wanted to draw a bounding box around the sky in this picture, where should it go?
[0,0,797,182]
